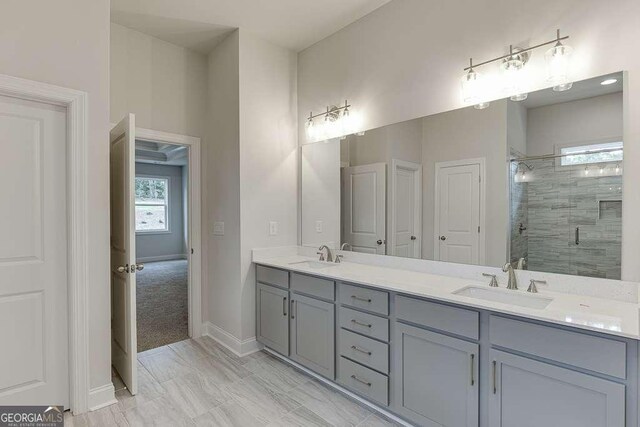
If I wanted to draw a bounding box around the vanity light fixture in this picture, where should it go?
[305,100,360,141]
[601,78,618,86]
[461,58,490,109]
[462,29,572,106]
[545,29,574,92]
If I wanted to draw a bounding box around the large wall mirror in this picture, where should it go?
[301,72,624,279]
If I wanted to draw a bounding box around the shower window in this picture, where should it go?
[558,141,623,166]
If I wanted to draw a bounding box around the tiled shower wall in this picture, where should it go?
[511,159,622,279]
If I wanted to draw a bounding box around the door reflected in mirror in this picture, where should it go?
[301,72,624,279]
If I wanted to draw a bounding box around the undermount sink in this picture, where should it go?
[453,286,553,309]
[288,260,338,269]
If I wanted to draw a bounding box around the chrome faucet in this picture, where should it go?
[317,245,333,262]
[502,262,518,290]
[482,273,499,287]
[527,279,547,293]
[340,242,352,251]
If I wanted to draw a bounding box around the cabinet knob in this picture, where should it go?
[440,236,447,241]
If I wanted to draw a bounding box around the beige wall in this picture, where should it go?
[0,0,111,390]
[526,92,623,156]
[298,0,640,281]
[204,31,242,338]
[110,23,208,138]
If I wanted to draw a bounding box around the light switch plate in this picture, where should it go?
[213,221,225,236]
[315,220,323,233]
[269,221,278,236]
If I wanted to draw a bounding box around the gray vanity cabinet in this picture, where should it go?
[256,282,289,356]
[489,349,625,427]
[394,322,479,427]
[290,292,335,379]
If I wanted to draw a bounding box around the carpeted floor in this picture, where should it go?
[136,259,188,352]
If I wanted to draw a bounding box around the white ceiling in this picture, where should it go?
[111,0,391,53]
[522,72,624,109]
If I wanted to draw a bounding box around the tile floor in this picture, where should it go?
[65,337,402,426]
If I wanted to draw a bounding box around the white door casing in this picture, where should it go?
[110,114,138,395]
[434,159,485,265]
[390,159,422,258]
[342,163,386,254]
[0,95,69,407]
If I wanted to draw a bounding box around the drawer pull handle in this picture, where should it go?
[470,354,475,386]
[283,297,287,316]
[291,300,295,319]
[351,295,372,303]
[492,360,497,394]
[351,345,372,356]
[350,375,371,387]
[351,319,372,328]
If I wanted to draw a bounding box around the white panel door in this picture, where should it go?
[342,163,386,254]
[0,95,69,406]
[110,114,138,395]
[435,162,481,264]
[391,160,422,258]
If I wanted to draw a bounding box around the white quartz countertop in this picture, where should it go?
[254,255,640,340]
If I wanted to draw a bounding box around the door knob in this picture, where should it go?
[410,236,417,241]
[376,239,383,245]
[134,263,145,272]
[116,264,129,273]
[440,236,447,241]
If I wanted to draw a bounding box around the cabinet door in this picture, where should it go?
[256,283,289,355]
[394,322,479,427]
[290,292,335,379]
[489,349,625,427]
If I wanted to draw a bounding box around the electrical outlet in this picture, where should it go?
[315,220,323,233]
[213,221,225,236]
[269,221,278,236]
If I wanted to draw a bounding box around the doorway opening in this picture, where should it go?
[134,141,190,352]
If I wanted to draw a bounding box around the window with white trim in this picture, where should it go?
[135,177,169,232]
[559,141,623,166]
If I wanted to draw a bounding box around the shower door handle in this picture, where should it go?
[575,227,580,245]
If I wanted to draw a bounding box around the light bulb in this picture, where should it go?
[615,164,621,174]
[545,43,573,92]
[501,50,528,101]
[599,166,605,174]
[584,166,589,176]
[461,67,484,105]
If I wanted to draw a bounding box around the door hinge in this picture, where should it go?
[191,248,194,254]
[478,226,480,233]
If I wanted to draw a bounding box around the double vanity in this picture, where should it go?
[254,249,640,427]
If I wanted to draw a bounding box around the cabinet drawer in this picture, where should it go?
[490,316,627,379]
[291,272,335,301]
[396,295,479,340]
[339,329,389,374]
[256,265,289,289]
[339,283,389,315]
[339,306,389,342]
[338,357,388,406]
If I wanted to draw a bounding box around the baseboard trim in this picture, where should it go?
[88,383,117,411]
[263,348,412,427]
[137,254,187,263]
[202,321,263,357]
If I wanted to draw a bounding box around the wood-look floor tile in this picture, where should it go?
[225,375,303,424]
[294,380,372,427]
[138,347,195,383]
[187,352,251,385]
[169,339,211,364]
[85,404,129,426]
[357,413,405,427]
[192,400,267,427]
[194,336,244,363]
[268,405,333,427]
[123,395,195,427]
[160,372,232,418]
[244,355,309,394]
[114,364,167,412]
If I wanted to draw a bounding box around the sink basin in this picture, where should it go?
[453,286,553,309]
[288,260,338,270]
